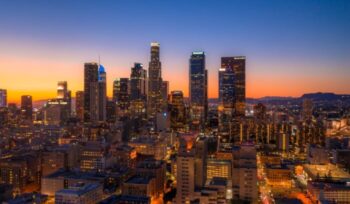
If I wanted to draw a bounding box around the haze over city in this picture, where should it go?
[1,0,349,103]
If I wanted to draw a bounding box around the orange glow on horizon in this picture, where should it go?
[1,53,349,104]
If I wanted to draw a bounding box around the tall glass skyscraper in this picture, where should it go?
[220,57,246,116]
[84,62,99,122]
[130,63,147,118]
[218,57,246,144]
[189,52,208,129]
[148,42,163,120]
[113,78,130,112]
[21,95,32,120]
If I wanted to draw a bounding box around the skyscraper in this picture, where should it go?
[21,95,32,120]
[75,91,84,121]
[130,63,147,118]
[170,91,186,130]
[57,81,68,99]
[113,78,130,112]
[0,89,7,107]
[56,81,71,122]
[218,57,246,144]
[148,42,163,120]
[98,64,107,122]
[232,143,258,202]
[221,57,246,116]
[194,136,208,189]
[84,62,99,122]
[189,52,208,129]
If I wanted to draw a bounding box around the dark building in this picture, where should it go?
[0,89,7,107]
[254,103,267,121]
[218,57,246,144]
[106,100,116,123]
[189,52,208,129]
[161,81,169,110]
[220,57,246,117]
[148,42,163,121]
[75,91,84,121]
[84,62,99,122]
[21,95,33,120]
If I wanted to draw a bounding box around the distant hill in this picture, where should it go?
[301,92,350,101]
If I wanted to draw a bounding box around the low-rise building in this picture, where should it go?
[55,183,103,204]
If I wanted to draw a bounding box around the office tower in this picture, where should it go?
[56,81,71,122]
[169,91,186,130]
[218,57,246,144]
[232,143,258,202]
[189,51,208,129]
[130,63,147,117]
[75,91,84,121]
[176,139,195,203]
[113,78,130,112]
[148,42,163,120]
[161,81,169,108]
[194,136,208,189]
[21,95,33,120]
[221,57,246,117]
[98,64,107,121]
[57,81,68,99]
[0,89,7,107]
[84,62,99,122]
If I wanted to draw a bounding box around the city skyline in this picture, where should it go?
[1,0,350,103]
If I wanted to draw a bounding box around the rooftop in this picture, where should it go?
[125,175,154,185]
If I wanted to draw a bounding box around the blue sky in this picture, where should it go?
[0,0,349,100]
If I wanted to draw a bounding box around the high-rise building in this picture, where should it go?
[113,78,130,112]
[84,62,99,122]
[0,89,7,107]
[75,91,84,121]
[218,57,246,144]
[176,139,195,204]
[220,57,246,116]
[232,143,258,202]
[21,95,33,120]
[98,64,107,122]
[130,63,147,118]
[194,136,208,189]
[189,52,208,129]
[169,91,186,130]
[57,81,68,99]
[148,42,163,120]
[56,81,71,122]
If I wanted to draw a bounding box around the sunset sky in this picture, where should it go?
[0,0,349,103]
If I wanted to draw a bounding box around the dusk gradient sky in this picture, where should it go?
[0,0,349,103]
